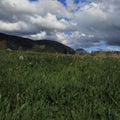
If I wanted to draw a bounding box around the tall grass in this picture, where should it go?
[0,51,120,120]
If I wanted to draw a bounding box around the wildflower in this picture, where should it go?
[19,55,24,60]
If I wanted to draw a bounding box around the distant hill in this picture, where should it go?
[91,51,120,57]
[76,48,87,54]
[0,33,75,54]
[76,48,85,52]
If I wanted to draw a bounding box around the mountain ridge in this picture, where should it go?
[0,33,75,54]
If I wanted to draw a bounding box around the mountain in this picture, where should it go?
[76,48,87,54]
[76,48,85,52]
[0,33,75,54]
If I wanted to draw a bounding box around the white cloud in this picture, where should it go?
[0,21,28,31]
[30,13,67,30]
[28,31,47,40]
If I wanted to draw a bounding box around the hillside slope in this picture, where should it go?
[0,33,75,54]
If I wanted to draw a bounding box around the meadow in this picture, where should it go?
[0,50,120,120]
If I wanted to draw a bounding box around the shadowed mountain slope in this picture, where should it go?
[0,33,75,54]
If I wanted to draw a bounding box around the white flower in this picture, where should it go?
[19,56,24,60]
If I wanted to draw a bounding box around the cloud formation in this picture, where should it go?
[0,0,120,49]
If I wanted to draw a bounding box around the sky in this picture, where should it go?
[0,0,120,51]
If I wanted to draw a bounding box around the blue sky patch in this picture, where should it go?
[64,32,72,36]
[74,0,80,4]
[58,0,67,6]
[56,16,70,21]
[29,0,38,2]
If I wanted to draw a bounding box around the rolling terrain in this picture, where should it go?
[0,33,75,54]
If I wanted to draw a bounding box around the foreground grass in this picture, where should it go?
[0,51,120,120]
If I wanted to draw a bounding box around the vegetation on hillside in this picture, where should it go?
[0,33,75,54]
[0,51,120,120]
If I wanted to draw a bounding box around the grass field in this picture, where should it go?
[0,51,120,120]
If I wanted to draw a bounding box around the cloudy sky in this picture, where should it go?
[0,0,120,51]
